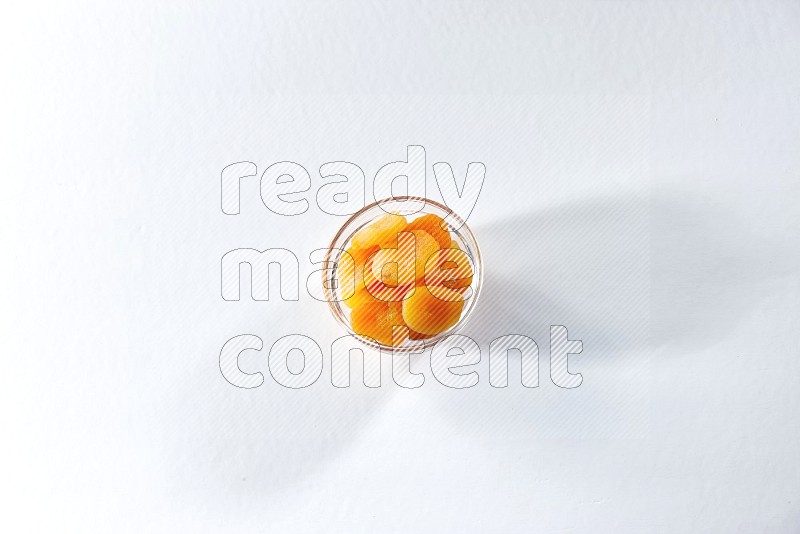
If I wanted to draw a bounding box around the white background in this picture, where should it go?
[2,1,799,532]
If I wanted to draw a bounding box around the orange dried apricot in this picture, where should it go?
[406,213,451,249]
[338,245,379,308]
[401,284,464,336]
[348,245,379,265]
[408,328,433,340]
[351,300,409,346]
[362,243,413,303]
[371,229,440,286]
[424,247,474,295]
[344,280,387,309]
[368,231,416,289]
[351,213,407,249]
[337,209,475,347]
[410,230,442,280]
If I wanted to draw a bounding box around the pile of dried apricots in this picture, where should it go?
[334,212,474,347]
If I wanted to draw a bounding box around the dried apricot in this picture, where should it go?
[351,300,409,346]
[408,328,433,340]
[363,230,440,306]
[401,284,464,336]
[372,229,440,285]
[362,242,413,303]
[338,245,379,308]
[368,231,416,288]
[337,209,473,347]
[424,247,474,295]
[348,245,379,265]
[351,213,407,249]
[406,213,451,249]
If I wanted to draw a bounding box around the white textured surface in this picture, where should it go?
[2,1,799,532]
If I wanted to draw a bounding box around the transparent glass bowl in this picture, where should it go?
[322,197,483,352]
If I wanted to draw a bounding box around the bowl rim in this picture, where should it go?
[322,196,483,352]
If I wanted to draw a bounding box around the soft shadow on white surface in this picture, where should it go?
[649,194,798,350]
[162,192,798,499]
[465,192,795,351]
[425,192,796,440]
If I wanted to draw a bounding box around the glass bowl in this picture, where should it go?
[322,196,483,352]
